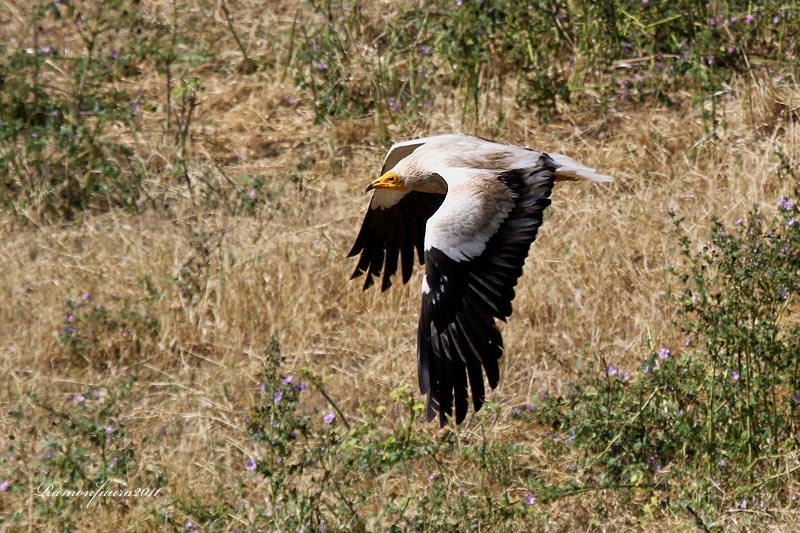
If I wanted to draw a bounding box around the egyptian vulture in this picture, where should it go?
[349,134,611,426]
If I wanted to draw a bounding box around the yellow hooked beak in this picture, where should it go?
[366,171,403,192]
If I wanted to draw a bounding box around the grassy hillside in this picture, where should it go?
[2,0,799,530]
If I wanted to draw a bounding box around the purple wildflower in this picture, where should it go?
[323,412,335,424]
[428,473,437,483]
[607,365,618,377]
[110,48,119,60]
[105,425,116,435]
[455,0,462,5]
[658,347,671,359]
[132,99,142,113]
[745,14,754,23]
[420,45,432,55]
[773,16,779,24]
[735,218,744,225]
[245,458,256,471]
[0,480,9,491]
[248,188,257,197]
[793,392,800,404]
[524,493,537,505]
[283,375,293,384]
[387,97,401,113]
[40,46,52,54]
[788,218,796,227]
[64,314,74,323]
[74,394,85,404]
[273,390,283,403]
[315,62,329,72]
[718,459,727,467]
[295,382,307,393]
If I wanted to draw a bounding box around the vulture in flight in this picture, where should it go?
[349,134,611,426]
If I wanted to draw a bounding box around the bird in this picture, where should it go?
[348,134,611,426]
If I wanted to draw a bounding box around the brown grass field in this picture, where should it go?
[2,0,800,530]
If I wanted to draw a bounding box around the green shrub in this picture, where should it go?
[2,377,153,530]
[291,0,797,128]
[0,0,164,221]
[528,155,800,524]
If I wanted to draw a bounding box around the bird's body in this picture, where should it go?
[349,134,610,425]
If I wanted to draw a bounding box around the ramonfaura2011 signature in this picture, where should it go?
[35,480,163,507]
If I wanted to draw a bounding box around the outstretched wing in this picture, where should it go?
[349,190,445,291]
[348,139,446,291]
[418,155,557,425]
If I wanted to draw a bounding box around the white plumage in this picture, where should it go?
[349,134,611,425]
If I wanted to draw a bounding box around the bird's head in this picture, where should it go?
[366,170,404,192]
[366,159,447,194]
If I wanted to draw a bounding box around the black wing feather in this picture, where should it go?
[349,191,445,291]
[419,155,557,426]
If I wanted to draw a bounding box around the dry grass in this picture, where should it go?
[2,0,800,530]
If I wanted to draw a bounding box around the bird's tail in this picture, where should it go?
[550,152,613,183]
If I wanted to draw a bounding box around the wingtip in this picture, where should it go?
[362,275,375,291]
[426,398,438,423]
